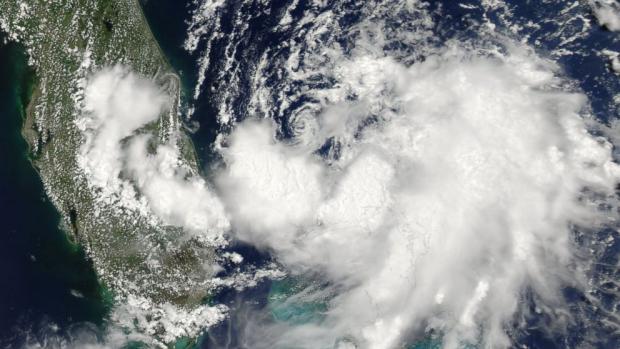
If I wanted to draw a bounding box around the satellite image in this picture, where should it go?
[0,0,619,348]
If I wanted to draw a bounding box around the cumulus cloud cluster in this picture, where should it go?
[590,0,620,31]
[76,65,229,243]
[77,45,620,348]
[76,65,167,203]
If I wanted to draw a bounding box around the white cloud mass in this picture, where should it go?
[76,43,620,348]
[590,0,620,31]
[76,65,229,243]
[217,45,620,349]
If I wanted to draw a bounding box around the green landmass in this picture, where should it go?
[0,0,216,345]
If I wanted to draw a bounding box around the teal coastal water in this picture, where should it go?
[268,277,328,325]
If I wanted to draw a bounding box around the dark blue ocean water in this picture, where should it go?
[140,1,620,348]
[1,0,619,348]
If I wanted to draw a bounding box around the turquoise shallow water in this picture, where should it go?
[268,277,328,325]
[0,4,468,348]
[139,2,469,348]
[0,36,107,347]
[5,0,620,347]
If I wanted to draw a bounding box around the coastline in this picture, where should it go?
[0,35,108,346]
[0,0,221,345]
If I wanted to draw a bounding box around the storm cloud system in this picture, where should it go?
[4,0,620,348]
[76,36,620,348]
